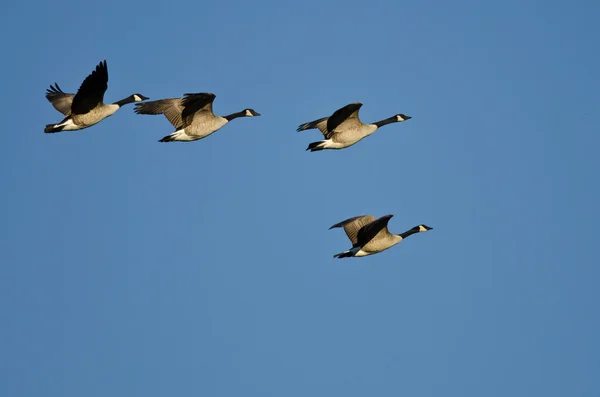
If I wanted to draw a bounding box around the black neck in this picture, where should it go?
[113,95,136,107]
[224,110,247,121]
[373,116,398,128]
[398,226,420,239]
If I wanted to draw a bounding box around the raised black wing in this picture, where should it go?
[71,60,109,115]
[355,214,394,247]
[326,102,363,134]
[180,93,217,126]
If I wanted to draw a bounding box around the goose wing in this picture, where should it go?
[134,98,184,128]
[181,93,217,127]
[45,83,74,116]
[355,214,394,247]
[71,60,109,115]
[296,116,329,136]
[329,215,375,245]
[325,102,363,139]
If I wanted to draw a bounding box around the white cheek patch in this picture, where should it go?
[418,225,428,232]
[245,109,252,116]
[133,95,143,102]
[397,115,405,121]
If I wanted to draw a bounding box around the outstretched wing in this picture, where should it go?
[325,102,363,138]
[329,215,375,245]
[181,93,217,127]
[296,116,329,136]
[45,83,75,116]
[71,60,109,115]
[355,214,394,247]
[134,98,185,128]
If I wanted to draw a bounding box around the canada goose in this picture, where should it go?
[329,214,432,258]
[134,93,260,142]
[297,102,411,151]
[44,60,148,133]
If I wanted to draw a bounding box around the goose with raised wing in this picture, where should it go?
[297,102,411,151]
[329,214,432,258]
[134,93,260,142]
[44,60,148,133]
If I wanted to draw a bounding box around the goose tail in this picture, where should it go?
[44,124,64,133]
[159,129,191,142]
[333,250,355,259]
[307,140,326,152]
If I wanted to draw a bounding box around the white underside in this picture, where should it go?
[55,118,83,131]
[342,246,372,257]
[354,249,372,257]
[318,139,346,150]
[166,128,198,141]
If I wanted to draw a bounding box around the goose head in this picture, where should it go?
[243,109,261,117]
[395,113,412,122]
[132,94,150,102]
[418,224,433,232]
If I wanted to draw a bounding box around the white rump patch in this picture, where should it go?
[57,118,81,131]
[169,129,197,141]
[354,249,372,257]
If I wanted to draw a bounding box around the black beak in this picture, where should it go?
[139,95,150,101]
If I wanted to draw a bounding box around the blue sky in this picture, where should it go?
[1,0,599,396]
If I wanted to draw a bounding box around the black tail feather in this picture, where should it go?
[44,124,63,133]
[333,251,354,259]
[159,134,175,142]
[306,141,325,151]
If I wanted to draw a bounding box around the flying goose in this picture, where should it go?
[134,93,260,142]
[329,214,432,258]
[44,60,148,133]
[297,102,411,151]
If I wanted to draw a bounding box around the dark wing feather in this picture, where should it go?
[330,215,375,245]
[326,102,363,136]
[297,116,328,132]
[71,60,109,115]
[45,83,75,116]
[181,93,217,126]
[355,214,394,247]
[134,98,184,128]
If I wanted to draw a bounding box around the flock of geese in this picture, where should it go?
[44,60,433,259]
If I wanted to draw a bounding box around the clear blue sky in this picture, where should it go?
[1,0,599,396]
